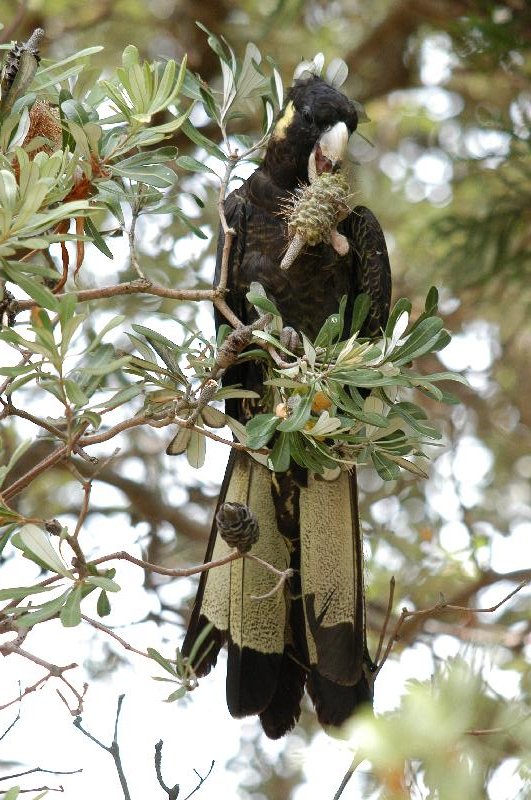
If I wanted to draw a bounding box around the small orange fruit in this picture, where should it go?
[311,391,332,413]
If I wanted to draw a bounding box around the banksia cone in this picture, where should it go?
[24,100,62,154]
[216,502,259,553]
[280,171,351,270]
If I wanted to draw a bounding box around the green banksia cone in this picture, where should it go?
[216,502,259,553]
[281,171,351,270]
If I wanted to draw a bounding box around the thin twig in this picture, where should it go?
[245,554,294,601]
[128,203,147,279]
[173,419,267,454]
[74,694,131,800]
[80,614,149,659]
[89,547,242,577]
[0,709,20,742]
[154,740,180,800]
[14,280,215,313]
[374,576,395,667]
[375,580,528,678]
[183,761,215,800]
[0,766,82,783]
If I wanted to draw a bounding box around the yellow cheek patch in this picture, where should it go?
[273,100,295,139]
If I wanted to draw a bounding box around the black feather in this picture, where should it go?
[183,74,391,737]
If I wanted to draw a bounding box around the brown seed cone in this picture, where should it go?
[24,100,62,155]
[216,502,260,554]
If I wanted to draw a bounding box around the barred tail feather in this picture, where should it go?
[183,453,372,736]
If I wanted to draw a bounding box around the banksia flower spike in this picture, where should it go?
[280,171,351,271]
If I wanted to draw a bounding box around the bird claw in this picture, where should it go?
[280,326,301,352]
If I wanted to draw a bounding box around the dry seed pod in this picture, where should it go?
[216,502,260,553]
[280,171,351,271]
[24,100,62,154]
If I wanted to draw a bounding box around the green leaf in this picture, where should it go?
[60,584,83,627]
[110,162,177,188]
[84,216,114,259]
[391,317,444,366]
[166,427,192,456]
[85,576,121,592]
[16,591,69,628]
[64,379,89,406]
[200,404,226,428]
[246,413,279,449]
[385,297,413,338]
[350,293,371,335]
[246,289,281,317]
[180,120,225,160]
[268,432,291,472]
[97,589,111,617]
[97,383,143,412]
[86,315,126,354]
[18,524,73,577]
[79,354,131,376]
[315,298,346,348]
[176,155,217,175]
[371,450,401,481]
[148,647,178,676]
[58,292,78,329]
[3,266,59,311]
[3,787,21,799]
[277,390,315,433]
[0,583,58,601]
[0,363,36,377]
[186,427,206,468]
[165,686,187,702]
[186,622,215,667]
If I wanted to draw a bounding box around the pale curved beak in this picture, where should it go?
[308,121,349,181]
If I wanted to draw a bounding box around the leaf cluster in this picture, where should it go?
[239,285,465,480]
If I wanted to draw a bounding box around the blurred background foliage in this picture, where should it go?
[0,1,530,798]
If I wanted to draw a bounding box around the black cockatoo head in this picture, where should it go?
[263,75,358,189]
